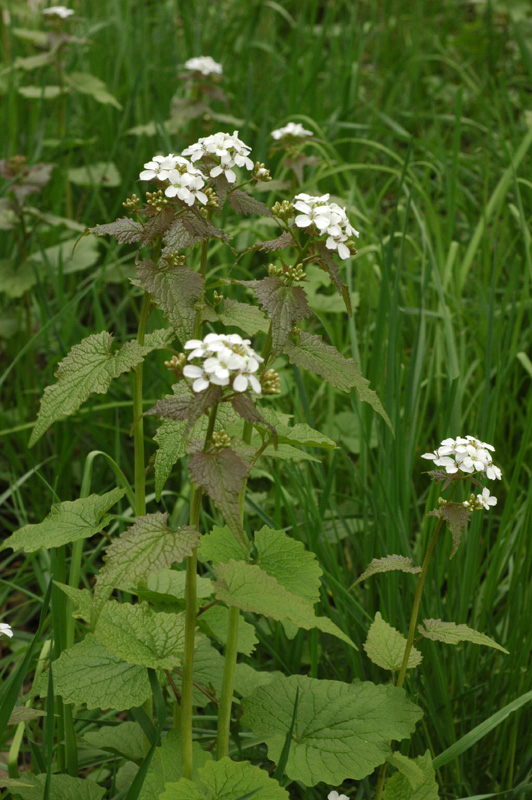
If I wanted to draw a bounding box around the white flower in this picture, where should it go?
[476,487,497,510]
[0,622,13,638]
[139,154,179,182]
[421,436,501,480]
[328,792,349,800]
[271,122,313,140]
[183,364,224,393]
[183,333,263,394]
[43,5,74,17]
[292,193,359,260]
[184,56,223,76]
[182,131,254,184]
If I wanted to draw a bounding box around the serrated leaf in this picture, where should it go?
[214,561,354,647]
[233,664,280,698]
[242,674,422,786]
[258,408,336,449]
[140,568,213,603]
[65,71,122,109]
[314,240,352,314]
[14,52,57,70]
[160,757,288,800]
[54,583,93,621]
[94,602,186,669]
[228,189,273,217]
[82,721,144,763]
[244,230,294,254]
[217,299,269,335]
[242,277,311,360]
[2,488,125,553]
[68,161,121,187]
[189,449,251,549]
[284,332,392,429]
[383,751,439,800]
[254,526,322,603]
[386,752,426,789]
[198,524,250,564]
[198,604,257,656]
[30,331,166,444]
[418,619,509,654]
[191,637,225,707]
[161,218,197,254]
[139,730,212,800]
[439,503,471,557]
[92,513,199,624]
[8,707,45,725]
[8,773,105,800]
[180,209,229,243]
[230,393,276,439]
[147,384,223,433]
[354,555,422,586]
[364,612,422,672]
[141,205,175,244]
[89,217,144,244]
[34,634,151,711]
[131,259,204,344]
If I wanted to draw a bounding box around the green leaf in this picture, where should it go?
[34,634,151,711]
[8,773,105,800]
[0,257,37,298]
[65,71,122,109]
[68,161,121,187]
[2,488,125,553]
[428,503,471,557]
[92,513,199,624]
[90,217,144,244]
[284,332,392,429]
[53,582,93,621]
[364,612,422,672]
[139,569,213,603]
[131,260,204,344]
[354,555,422,586]
[160,757,289,800]
[0,777,34,789]
[189,449,251,550]
[214,561,355,647]
[82,721,144,763]
[30,331,167,445]
[417,619,509,654]
[8,707,45,725]
[198,604,257,656]
[257,411,337,449]
[191,637,225,707]
[198,524,250,564]
[242,674,423,786]
[254,526,322,603]
[14,52,57,70]
[29,235,100,275]
[242,277,311,360]
[94,602,186,669]
[386,752,426,789]
[233,664,280,698]
[216,299,269,335]
[19,85,66,99]
[383,751,439,800]
[314,240,352,315]
[139,730,212,800]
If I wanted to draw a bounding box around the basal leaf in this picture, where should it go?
[198,604,258,656]
[386,752,426,789]
[254,526,322,603]
[89,217,144,244]
[131,260,204,344]
[2,488,125,553]
[214,561,354,647]
[242,276,311,360]
[160,757,289,800]
[418,619,509,654]
[233,664,280,698]
[284,332,392,429]
[354,555,422,586]
[139,730,212,800]
[242,674,423,786]
[10,773,105,800]
[65,71,122,109]
[191,637,225,707]
[198,524,250,565]
[92,512,199,624]
[383,751,439,800]
[189,449,251,549]
[53,582,93,621]
[30,331,166,444]
[216,299,269,336]
[364,612,422,672]
[82,721,145,764]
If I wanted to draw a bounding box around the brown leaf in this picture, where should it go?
[241,276,311,360]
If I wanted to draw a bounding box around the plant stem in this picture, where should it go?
[132,292,152,518]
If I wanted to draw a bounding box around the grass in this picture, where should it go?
[2,0,532,796]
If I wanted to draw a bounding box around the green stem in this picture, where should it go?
[54,47,72,219]
[132,292,152,518]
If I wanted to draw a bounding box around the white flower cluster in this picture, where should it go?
[43,5,74,17]
[271,122,313,140]
[139,154,207,206]
[293,193,359,260]
[328,792,349,800]
[0,622,13,638]
[421,436,502,480]
[184,56,223,76]
[183,333,263,394]
[182,131,254,184]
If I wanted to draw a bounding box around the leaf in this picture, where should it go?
[53,583,93,621]
[314,240,352,315]
[33,634,151,711]
[284,332,392,429]
[8,773,105,800]
[94,602,187,669]
[161,218,197,255]
[82,721,145,763]
[242,674,423,786]
[179,209,229,244]
[19,85,66,99]
[139,730,212,800]
[214,561,354,647]
[30,331,167,445]
[29,235,100,275]
[258,408,336,449]
[139,569,213,603]
[131,259,204,344]
[147,384,223,432]
[386,752,426,789]
[8,707,45,725]
[0,777,34,790]
[228,189,273,217]
[242,277,311,360]
[141,205,175,243]
[217,299,269,335]
[354,555,422,586]
[198,524,250,564]
[383,751,439,800]
[14,51,57,70]
[198,605,258,656]
[160,757,289,800]
[364,612,422,672]
[92,512,199,624]
[418,619,509,654]
[68,161,121,187]
[428,503,471,557]
[244,230,294,254]
[189,449,251,549]
[65,71,122,109]
[89,217,144,244]
[233,664,280,698]
[2,488,125,553]
[191,637,225,707]
[254,526,322,603]
[230,393,276,439]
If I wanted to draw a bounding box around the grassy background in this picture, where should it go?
[2,0,532,796]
